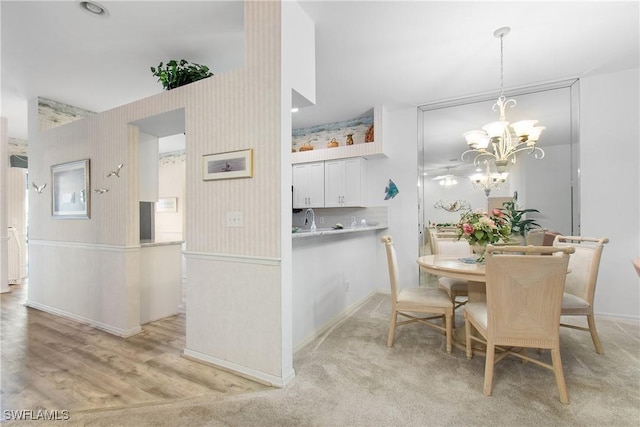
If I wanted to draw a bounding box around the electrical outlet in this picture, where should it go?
[226,211,243,227]
[319,217,324,224]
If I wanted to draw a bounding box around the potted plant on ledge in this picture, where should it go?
[499,197,541,243]
[150,59,213,90]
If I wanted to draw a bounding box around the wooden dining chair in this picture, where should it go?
[464,244,575,404]
[553,235,610,354]
[434,238,472,325]
[381,235,454,353]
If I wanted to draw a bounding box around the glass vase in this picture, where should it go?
[472,243,487,263]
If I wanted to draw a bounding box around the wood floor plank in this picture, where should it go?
[1,282,270,414]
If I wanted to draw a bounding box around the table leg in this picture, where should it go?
[467,280,486,303]
[452,280,487,354]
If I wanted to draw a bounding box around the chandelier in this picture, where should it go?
[470,161,508,197]
[461,27,545,173]
[439,175,458,188]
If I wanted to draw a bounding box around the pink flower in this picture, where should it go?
[492,208,503,217]
[463,223,474,235]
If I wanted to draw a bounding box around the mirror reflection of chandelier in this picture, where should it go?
[470,161,508,197]
[439,175,458,188]
[461,27,545,173]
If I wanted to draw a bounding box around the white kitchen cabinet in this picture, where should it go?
[324,158,367,207]
[292,162,325,208]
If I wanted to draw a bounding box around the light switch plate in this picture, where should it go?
[226,211,243,227]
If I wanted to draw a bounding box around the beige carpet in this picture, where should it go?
[8,292,640,426]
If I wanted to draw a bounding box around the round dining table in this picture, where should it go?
[417,254,488,352]
[417,254,487,302]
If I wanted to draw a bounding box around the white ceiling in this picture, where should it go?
[1,1,638,142]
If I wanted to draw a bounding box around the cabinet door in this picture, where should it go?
[292,165,308,208]
[307,162,325,208]
[342,158,365,207]
[293,163,324,208]
[325,158,366,207]
[324,160,345,207]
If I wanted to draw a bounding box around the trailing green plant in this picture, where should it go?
[499,198,541,237]
[150,59,213,90]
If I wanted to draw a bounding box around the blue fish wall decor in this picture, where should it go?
[384,179,399,200]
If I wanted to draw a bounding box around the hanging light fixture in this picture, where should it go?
[461,27,545,173]
[439,175,458,188]
[469,161,508,197]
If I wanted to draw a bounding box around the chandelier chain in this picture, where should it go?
[499,33,505,98]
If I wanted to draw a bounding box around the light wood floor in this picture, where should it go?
[0,281,269,415]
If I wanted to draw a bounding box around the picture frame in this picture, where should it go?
[156,197,178,213]
[202,149,253,181]
[51,159,90,219]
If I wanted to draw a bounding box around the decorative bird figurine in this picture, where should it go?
[94,188,109,194]
[107,163,123,178]
[384,179,399,200]
[32,182,46,194]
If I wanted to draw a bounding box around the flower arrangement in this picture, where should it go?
[455,209,512,261]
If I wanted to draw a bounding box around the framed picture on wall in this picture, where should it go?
[51,159,90,219]
[157,197,178,213]
[202,149,253,181]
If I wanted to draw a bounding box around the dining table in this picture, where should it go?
[417,254,488,353]
[417,253,571,354]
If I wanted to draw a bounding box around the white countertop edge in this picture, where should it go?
[140,240,184,247]
[292,225,388,239]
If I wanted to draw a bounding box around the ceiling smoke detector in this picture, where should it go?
[79,1,109,17]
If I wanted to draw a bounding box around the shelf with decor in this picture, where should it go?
[291,106,386,164]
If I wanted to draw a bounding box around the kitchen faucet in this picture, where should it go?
[304,208,317,232]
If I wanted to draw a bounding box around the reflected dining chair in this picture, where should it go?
[553,235,610,354]
[381,235,454,353]
[434,238,472,325]
[464,244,575,404]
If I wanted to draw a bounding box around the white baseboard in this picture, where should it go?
[25,300,143,338]
[183,348,295,388]
[293,289,387,353]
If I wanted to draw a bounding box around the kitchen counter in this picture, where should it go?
[292,224,387,240]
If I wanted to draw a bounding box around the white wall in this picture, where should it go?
[367,107,419,289]
[156,157,185,241]
[292,231,380,347]
[281,0,316,382]
[0,118,9,293]
[579,67,640,319]
[6,167,28,281]
[138,132,159,203]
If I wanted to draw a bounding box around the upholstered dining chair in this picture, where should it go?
[464,244,575,404]
[553,235,610,354]
[381,235,454,353]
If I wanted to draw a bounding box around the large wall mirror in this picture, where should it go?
[418,80,580,256]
